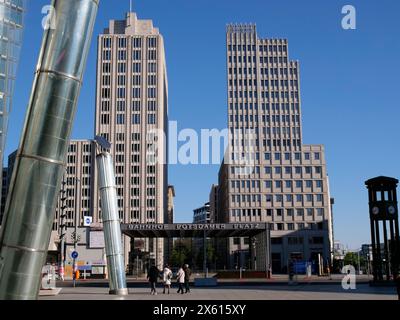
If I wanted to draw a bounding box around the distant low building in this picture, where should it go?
[0,150,17,224]
[209,184,219,223]
[333,241,347,261]
[193,202,211,224]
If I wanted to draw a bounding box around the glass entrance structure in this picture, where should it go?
[0,0,26,172]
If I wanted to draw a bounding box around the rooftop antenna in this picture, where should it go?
[130,0,133,12]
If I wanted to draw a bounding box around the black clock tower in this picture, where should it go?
[365,176,400,282]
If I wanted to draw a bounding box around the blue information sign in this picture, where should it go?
[71,251,78,259]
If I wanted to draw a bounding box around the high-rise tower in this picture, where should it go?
[217,24,333,271]
[0,0,26,195]
[94,12,168,268]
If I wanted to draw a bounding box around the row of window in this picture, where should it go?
[102,37,157,49]
[102,74,157,87]
[229,114,300,124]
[67,144,92,153]
[97,132,141,142]
[229,102,300,112]
[67,155,91,164]
[228,44,288,54]
[229,79,298,89]
[228,56,291,65]
[234,208,325,218]
[228,165,323,175]
[229,91,299,101]
[101,100,157,112]
[231,194,325,204]
[229,67,297,77]
[100,113,156,125]
[263,166,322,175]
[231,179,323,190]
[101,86,157,99]
[265,152,320,161]
[102,49,157,62]
[101,62,157,74]
[233,235,324,246]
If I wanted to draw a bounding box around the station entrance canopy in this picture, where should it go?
[121,222,270,238]
[121,223,271,272]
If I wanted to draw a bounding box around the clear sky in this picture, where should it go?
[5,0,400,250]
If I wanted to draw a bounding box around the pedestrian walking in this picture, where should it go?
[176,265,185,294]
[184,264,191,293]
[267,264,272,279]
[395,273,400,300]
[147,264,160,295]
[162,264,173,294]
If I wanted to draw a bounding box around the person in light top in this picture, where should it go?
[176,265,185,294]
[162,264,173,294]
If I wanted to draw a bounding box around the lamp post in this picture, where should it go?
[58,176,68,281]
[69,177,80,287]
[251,238,257,271]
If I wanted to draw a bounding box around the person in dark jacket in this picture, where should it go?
[147,264,160,295]
[184,264,191,293]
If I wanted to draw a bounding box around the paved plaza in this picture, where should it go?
[39,282,398,300]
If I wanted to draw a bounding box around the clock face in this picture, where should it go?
[388,206,396,215]
[372,207,379,215]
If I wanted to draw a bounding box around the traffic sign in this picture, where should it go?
[71,251,78,259]
[83,216,92,226]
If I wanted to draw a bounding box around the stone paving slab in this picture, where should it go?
[39,284,397,300]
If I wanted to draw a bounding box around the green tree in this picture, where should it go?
[171,239,193,267]
[194,241,216,270]
[344,252,366,271]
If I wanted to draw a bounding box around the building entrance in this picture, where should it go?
[121,222,271,274]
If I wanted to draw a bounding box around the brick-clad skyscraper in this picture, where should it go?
[217,24,333,272]
[94,12,168,269]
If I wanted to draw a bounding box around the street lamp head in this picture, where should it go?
[94,135,111,151]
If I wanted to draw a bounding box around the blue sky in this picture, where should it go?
[5,0,400,250]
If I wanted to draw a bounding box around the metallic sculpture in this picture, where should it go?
[0,0,99,299]
[96,146,128,296]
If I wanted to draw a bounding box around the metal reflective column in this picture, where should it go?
[0,0,99,300]
[96,152,128,296]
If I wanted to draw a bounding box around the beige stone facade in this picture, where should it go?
[93,12,168,269]
[216,24,334,272]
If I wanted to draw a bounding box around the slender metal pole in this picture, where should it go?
[72,177,80,287]
[136,255,139,280]
[59,177,67,281]
[0,0,99,300]
[370,215,377,281]
[96,152,128,295]
[203,230,206,278]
